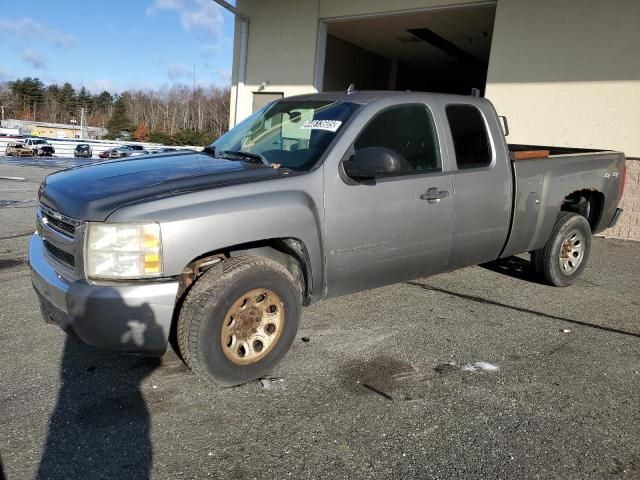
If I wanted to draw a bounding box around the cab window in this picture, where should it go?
[446,105,492,169]
[354,104,440,175]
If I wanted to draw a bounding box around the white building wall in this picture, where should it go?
[318,0,476,18]
[485,0,640,157]
[232,0,321,125]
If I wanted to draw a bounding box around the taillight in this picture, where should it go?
[620,163,627,197]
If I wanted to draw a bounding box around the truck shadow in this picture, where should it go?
[36,300,163,480]
[406,280,640,339]
[480,255,546,285]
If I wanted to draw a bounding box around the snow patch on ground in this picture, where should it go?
[461,361,500,372]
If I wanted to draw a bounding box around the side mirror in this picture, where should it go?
[342,147,403,179]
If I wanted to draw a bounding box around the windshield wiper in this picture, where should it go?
[219,150,271,167]
[202,145,217,157]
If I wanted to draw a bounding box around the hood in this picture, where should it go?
[41,152,290,221]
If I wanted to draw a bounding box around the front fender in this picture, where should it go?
[107,173,325,300]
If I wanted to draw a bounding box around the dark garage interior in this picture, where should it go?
[322,4,496,95]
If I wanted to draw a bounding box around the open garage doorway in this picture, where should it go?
[319,3,496,95]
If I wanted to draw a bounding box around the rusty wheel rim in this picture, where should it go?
[221,288,285,365]
[559,228,585,274]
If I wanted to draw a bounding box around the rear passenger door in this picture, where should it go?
[444,103,512,270]
[324,102,454,297]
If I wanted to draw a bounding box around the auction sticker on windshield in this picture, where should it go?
[300,120,342,132]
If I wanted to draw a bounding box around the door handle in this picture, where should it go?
[420,188,449,203]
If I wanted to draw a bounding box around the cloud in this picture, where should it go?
[147,0,224,37]
[167,64,193,80]
[0,18,76,47]
[0,67,16,82]
[22,49,48,70]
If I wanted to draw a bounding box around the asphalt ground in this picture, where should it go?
[1,156,639,479]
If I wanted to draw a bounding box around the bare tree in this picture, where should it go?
[0,78,230,144]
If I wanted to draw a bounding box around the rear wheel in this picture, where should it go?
[530,212,592,287]
[177,256,301,386]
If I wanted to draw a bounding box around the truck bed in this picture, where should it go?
[508,144,607,160]
[500,145,625,258]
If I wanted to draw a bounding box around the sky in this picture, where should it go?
[0,0,235,93]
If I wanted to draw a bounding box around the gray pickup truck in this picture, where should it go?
[29,91,626,386]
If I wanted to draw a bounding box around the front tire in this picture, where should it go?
[530,212,592,287]
[177,256,301,386]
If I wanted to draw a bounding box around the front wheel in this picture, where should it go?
[531,212,592,287]
[177,256,301,386]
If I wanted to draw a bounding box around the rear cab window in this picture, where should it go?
[445,104,493,169]
[353,103,441,176]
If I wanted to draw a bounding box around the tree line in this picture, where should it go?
[0,77,230,145]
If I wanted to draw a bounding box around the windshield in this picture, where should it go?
[211,100,359,171]
[32,140,46,145]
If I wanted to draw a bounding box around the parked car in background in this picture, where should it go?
[5,142,34,157]
[128,150,150,157]
[74,144,92,158]
[108,145,146,158]
[98,149,113,159]
[23,138,55,156]
[109,147,132,158]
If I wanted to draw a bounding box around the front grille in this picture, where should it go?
[44,240,75,268]
[39,204,82,238]
[42,213,75,236]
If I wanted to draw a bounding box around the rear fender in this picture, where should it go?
[503,152,624,257]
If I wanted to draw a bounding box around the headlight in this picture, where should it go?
[85,222,162,280]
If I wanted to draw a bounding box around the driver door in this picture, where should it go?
[323,103,454,297]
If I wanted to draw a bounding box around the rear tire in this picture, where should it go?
[177,256,301,386]
[530,212,592,287]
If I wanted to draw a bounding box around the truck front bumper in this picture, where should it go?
[29,233,179,355]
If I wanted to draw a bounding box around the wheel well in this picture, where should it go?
[168,238,313,358]
[177,238,313,306]
[560,190,604,231]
